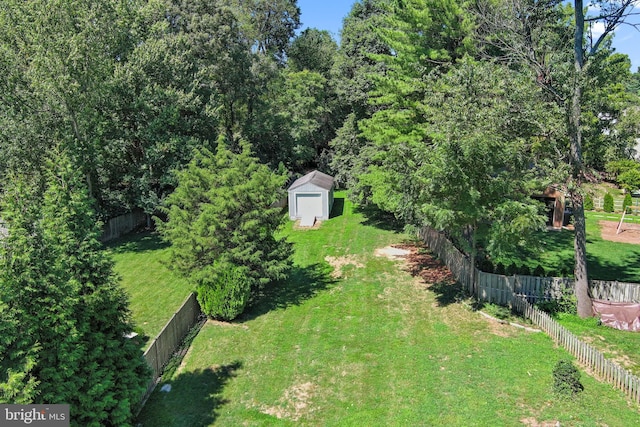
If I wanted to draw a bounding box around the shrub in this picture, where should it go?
[476,257,494,273]
[623,192,633,214]
[583,193,594,211]
[197,263,251,321]
[618,168,640,193]
[603,192,614,213]
[532,264,546,277]
[552,359,584,396]
[506,263,519,276]
[518,264,531,276]
[494,262,506,275]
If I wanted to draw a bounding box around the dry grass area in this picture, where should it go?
[324,255,364,278]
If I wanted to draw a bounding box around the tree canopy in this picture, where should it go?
[156,139,293,319]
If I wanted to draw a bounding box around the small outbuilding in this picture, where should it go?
[288,170,335,226]
[532,186,570,229]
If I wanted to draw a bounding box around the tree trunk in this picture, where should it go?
[571,0,592,317]
[571,192,592,317]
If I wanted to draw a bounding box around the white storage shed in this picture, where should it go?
[288,170,335,226]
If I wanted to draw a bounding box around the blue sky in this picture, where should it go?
[297,0,639,72]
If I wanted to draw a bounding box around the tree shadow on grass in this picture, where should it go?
[587,250,640,282]
[136,361,242,427]
[330,197,345,218]
[404,244,465,307]
[239,263,337,322]
[355,204,405,232]
[429,280,467,307]
[105,230,169,254]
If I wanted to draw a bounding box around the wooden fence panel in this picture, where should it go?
[101,209,147,242]
[140,293,202,404]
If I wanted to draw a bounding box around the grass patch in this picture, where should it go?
[106,231,192,347]
[136,193,640,426]
[490,211,640,282]
[554,313,640,377]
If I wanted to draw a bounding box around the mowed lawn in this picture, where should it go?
[107,231,193,345]
[530,211,640,282]
[136,195,640,426]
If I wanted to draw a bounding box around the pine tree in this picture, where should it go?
[604,193,615,213]
[0,152,149,425]
[157,138,293,319]
[623,192,633,214]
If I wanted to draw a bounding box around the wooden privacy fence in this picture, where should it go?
[141,292,202,403]
[419,227,640,304]
[419,226,640,404]
[101,209,147,242]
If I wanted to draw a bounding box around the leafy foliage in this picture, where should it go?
[288,28,338,77]
[197,263,251,321]
[156,138,293,311]
[552,359,584,396]
[329,0,391,196]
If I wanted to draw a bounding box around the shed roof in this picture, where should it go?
[288,170,334,191]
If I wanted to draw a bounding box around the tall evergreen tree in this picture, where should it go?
[329,0,392,197]
[0,152,149,426]
[156,138,293,318]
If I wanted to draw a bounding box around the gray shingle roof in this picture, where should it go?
[288,170,334,191]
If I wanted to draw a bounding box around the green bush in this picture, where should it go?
[476,257,494,273]
[518,264,532,276]
[618,168,640,192]
[197,263,251,321]
[494,262,506,275]
[603,192,614,213]
[583,193,594,211]
[532,264,546,277]
[552,359,584,396]
[623,192,633,214]
[506,263,519,276]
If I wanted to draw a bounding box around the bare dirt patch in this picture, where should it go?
[599,220,640,244]
[293,220,323,230]
[325,255,364,278]
[400,244,456,286]
[374,244,455,285]
[259,381,317,421]
[520,417,560,427]
[374,246,412,259]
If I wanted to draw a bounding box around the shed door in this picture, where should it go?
[296,193,322,219]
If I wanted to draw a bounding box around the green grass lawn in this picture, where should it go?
[502,211,640,282]
[106,231,193,347]
[553,313,640,377]
[136,193,640,426]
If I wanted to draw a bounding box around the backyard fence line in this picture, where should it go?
[418,227,640,304]
[140,292,202,405]
[100,209,147,242]
[512,295,640,404]
[419,226,640,404]
[593,197,640,214]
